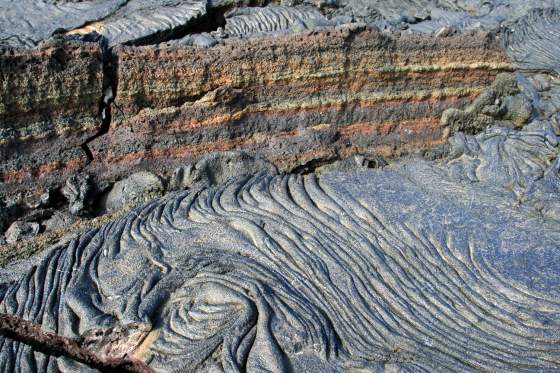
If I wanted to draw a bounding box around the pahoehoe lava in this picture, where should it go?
[1,115,560,371]
[1,0,560,372]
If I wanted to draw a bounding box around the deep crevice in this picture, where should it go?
[80,37,118,165]
[291,152,390,175]
[77,1,274,163]
[291,156,340,175]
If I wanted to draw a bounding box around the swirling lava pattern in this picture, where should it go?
[223,6,327,38]
[1,140,560,372]
[0,0,125,47]
[505,8,560,73]
[101,1,207,45]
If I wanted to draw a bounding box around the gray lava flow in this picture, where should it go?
[1,0,560,372]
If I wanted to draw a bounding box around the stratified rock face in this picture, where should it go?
[0,27,512,200]
[0,39,104,194]
[86,27,511,181]
[1,1,559,371]
[0,116,558,372]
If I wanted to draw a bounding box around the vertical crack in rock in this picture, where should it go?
[76,2,237,163]
[0,37,105,197]
[81,37,118,164]
[76,2,279,163]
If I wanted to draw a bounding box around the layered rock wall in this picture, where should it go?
[0,27,513,199]
[0,39,104,195]
[88,28,514,184]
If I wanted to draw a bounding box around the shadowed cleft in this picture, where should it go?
[80,37,118,164]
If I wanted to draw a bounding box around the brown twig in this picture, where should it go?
[0,313,153,373]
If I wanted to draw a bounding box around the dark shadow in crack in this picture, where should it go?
[80,36,118,165]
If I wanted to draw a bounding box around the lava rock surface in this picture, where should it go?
[1,1,560,372]
[1,115,559,371]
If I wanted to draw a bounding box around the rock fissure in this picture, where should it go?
[81,38,118,164]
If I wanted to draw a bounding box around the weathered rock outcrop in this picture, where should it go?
[0,26,512,200]
[0,38,104,196]
[101,26,510,172]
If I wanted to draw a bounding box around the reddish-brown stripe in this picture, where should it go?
[1,117,444,182]
[338,118,440,138]
[116,95,469,135]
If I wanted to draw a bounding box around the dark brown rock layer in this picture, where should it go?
[90,27,513,180]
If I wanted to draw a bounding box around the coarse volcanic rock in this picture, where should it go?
[1,2,560,370]
[1,0,559,49]
[98,28,513,187]
[0,116,558,371]
[4,221,40,244]
[440,72,522,134]
[62,174,98,216]
[103,171,165,213]
[169,150,278,190]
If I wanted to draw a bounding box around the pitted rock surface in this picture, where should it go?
[0,118,559,372]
